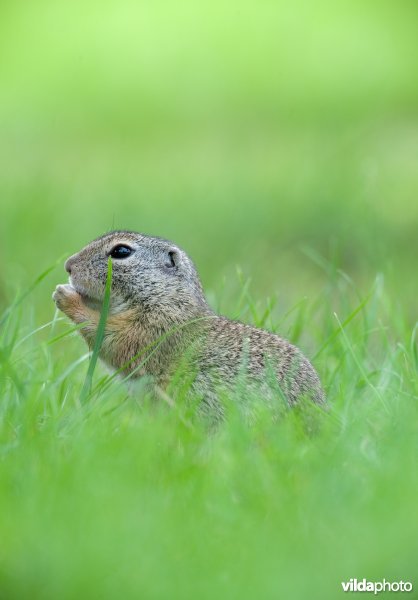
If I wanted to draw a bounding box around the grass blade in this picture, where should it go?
[79,258,113,404]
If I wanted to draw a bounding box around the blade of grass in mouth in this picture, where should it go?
[79,257,113,405]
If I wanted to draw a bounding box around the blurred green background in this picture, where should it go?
[1,3,418,599]
[1,0,417,319]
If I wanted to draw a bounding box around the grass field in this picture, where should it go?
[1,2,418,598]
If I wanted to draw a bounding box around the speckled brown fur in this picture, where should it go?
[53,231,325,417]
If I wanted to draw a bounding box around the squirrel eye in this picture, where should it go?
[109,244,132,259]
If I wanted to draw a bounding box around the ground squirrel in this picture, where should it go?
[53,231,324,418]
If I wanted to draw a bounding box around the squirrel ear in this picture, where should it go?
[165,249,180,269]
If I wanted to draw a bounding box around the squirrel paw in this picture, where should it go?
[52,284,82,315]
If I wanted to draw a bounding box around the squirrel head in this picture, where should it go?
[64,231,210,321]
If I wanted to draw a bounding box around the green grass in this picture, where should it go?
[0,264,417,599]
[79,257,113,405]
[1,1,418,597]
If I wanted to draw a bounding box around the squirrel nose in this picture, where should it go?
[65,255,76,274]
